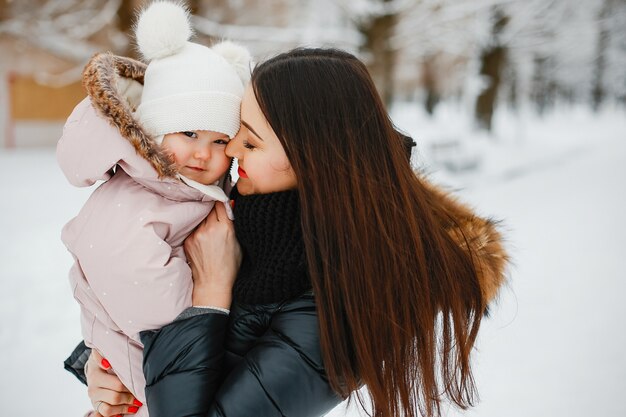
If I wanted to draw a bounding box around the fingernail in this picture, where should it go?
[133,399,143,407]
[229,200,235,208]
[101,358,111,369]
[128,405,139,413]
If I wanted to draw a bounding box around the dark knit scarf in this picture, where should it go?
[231,186,311,304]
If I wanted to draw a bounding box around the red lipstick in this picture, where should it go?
[237,166,248,178]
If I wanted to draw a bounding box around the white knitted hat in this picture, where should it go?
[134,1,251,139]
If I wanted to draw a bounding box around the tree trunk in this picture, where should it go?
[116,0,141,57]
[475,8,508,131]
[475,46,506,130]
[592,0,612,111]
[0,0,8,22]
[422,56,440,115]
[531,56,559,114]
[360,8,398,108]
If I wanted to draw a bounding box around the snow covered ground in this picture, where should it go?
[0,105,624,416]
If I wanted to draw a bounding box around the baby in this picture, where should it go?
[57,3,250,415]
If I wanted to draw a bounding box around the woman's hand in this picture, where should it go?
[86,350,142,417]
[184,201,242,309]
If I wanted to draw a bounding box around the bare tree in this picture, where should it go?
[0,0,9,22]
[335,0,414,107]
[394,0,504,116]
[592,0,613,110]
[604,0,626,104]
[475,7,508,131]
[357,1,399,107]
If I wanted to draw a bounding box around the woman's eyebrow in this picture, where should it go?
[241,120,265,141]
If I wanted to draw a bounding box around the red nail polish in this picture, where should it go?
[230,200,235,208]
[101,358,111,369]
[128,406,139,413]
[133,399,143,407]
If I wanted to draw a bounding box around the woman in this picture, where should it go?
[66,48,508,417]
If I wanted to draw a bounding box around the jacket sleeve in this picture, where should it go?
[207,292,342,417]
[140,309,230,417]
[63,341,91,386]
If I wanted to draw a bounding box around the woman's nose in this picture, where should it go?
[225,132,243,159]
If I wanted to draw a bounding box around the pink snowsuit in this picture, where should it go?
[57,53,232,415]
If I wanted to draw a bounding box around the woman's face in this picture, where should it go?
[226,85,297,195]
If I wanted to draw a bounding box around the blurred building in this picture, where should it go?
[1,40,90,147]
[0,0,136,147]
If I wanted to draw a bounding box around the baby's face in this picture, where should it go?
[162,130,231,185]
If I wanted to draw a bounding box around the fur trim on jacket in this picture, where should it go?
[421,177,509,304]
[82,52,177,178]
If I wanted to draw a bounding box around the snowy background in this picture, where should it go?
[1,104,624,417]
[1,0,626,416]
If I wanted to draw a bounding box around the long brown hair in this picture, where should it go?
[252,48,486,417]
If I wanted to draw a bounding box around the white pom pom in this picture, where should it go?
[135,1,192,61]
[212,41,252,84]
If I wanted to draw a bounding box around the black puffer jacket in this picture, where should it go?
[143,291,341,417]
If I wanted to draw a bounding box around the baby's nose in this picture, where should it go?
[194,145,211,160]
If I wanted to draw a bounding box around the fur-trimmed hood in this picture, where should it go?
[81,52,176,178]
[58,52,229,203]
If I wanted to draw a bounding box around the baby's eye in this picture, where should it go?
[214,139,230,145]
[182,131,197,138]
